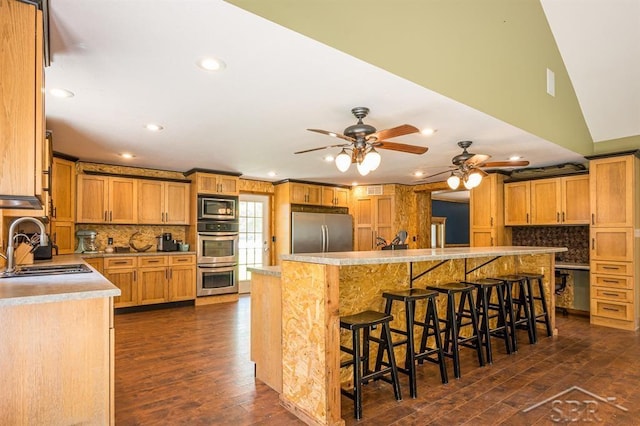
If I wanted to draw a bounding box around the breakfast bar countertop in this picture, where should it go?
[0,254,120,307]
[281,245,567,266]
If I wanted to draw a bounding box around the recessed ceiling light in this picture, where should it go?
[267,171,276,177]
[120,153,135,159]
[351,181,358,186]
[414,171,424,177]
[421,128,436,136]
[49,88,74,98]
[509,155,522,161]
[145,123,164,131]
[197,57,226,72]
[324,155,335,162]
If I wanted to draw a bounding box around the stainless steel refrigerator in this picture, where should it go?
[291,212,353,253]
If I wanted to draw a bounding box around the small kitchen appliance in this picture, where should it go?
[75,230,98,253]
[156,232,178,252]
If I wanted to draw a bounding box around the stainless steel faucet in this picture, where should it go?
[4,217,48,273]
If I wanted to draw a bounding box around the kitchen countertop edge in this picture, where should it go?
[81,251,196,258]
[248,266,281,277]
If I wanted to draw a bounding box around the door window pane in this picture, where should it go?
[238,199,266,281]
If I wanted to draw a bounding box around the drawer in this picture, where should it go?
[104,257,137,269]
[591,261,633,276]
[591,274,633,289]
[592,286,634,303]
[170,255,195,266]
[139,256,168,267]
[590,299,633,321]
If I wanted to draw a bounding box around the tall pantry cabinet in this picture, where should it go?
[469,173,510,247]
[589,153,640,331]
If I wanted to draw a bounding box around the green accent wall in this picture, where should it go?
[226,0,597,155]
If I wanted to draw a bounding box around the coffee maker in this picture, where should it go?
[75,230,98,253]
[156,232,178,252]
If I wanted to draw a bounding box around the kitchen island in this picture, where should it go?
[0,255,120,425]
[268,246,565,426]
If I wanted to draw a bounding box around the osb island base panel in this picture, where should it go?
[281,250,557,425]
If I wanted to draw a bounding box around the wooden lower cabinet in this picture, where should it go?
[104,254,195,308]
[0,297,114,425]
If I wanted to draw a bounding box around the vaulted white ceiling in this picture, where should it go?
[44,0,637,186]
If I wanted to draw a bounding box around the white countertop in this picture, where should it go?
[281,246,567,266]
[0,254,121,307]
[80,251,196,257]
[248,265,281,277]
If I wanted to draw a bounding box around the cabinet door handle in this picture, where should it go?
[52,206,57,219]
[602,307,620,312]
[602,266,619,270]
[490,217,493,226]
[603,279,620,284]
[113,261,127,265]
[165,212,169,222]
[42,166,51,193]
[148,260,160,263]
[104,211,108,221]
[490,237,494,246]
[109,211,113,222]
[591,213,595,225]
[53,232,57,243]
[526,213,529,223]
[133,270,137,281]
[562,212,565,222]
[602,292,620,297]
[557,212,560,223]
[592,238,595,250]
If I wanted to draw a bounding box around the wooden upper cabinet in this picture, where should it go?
[138,180,190,225]
[194,172,239,195]
[590,156,635,227]
[530,179,561,225]
[504,181,531,225]
[354,195,394,251]
[290,183,321,205]
[322,187,349,207]
[77,175,137,224]
[561,175,590,224]
[51,157,76,222]
[0,0,45,207]
[470,174,496,229]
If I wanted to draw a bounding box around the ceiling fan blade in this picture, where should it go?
[369,124,419,141]
[307,128,355,142]
[416,169,455,181]
[294,143,350,154]
[481,160,530,168]
[465,154,490,167]
[376,141,428,155]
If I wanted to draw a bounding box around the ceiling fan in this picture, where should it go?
[294,107,428,176]
[422,140,529,189]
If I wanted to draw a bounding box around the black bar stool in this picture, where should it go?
[426,282,485,379]
[493,275,536,350]
[375,288,448,398]
[340,310,402,419]
[462,278,513,364]
[515,272,553,338]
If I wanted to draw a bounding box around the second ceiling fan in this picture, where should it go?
[295,107,428,176]
[423,141,529,189]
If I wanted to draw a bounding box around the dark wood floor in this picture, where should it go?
[115,296,640,425]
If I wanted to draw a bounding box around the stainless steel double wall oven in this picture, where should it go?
[196,195,239,296]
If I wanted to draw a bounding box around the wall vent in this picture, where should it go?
[365,185,383,196]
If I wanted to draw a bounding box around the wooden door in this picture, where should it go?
[321,187,335,206]
[169,265,196,301]
[561,175,590,224]
[590,156,633,227]
[165,182,190,224]
[289,183,308,204]
[306,185,322,205]
[51,221,75,254]
[109,177,137,223]
[530,179,561,225]
[354,198,374,250]
[138,267,168,305]
[504,181,530,225]
[137,180,164,224]
[375,196,394,243]
[470,174,495,228]
[0,0,37,199]
[104,269,137,308]
[196,174,218,194]
[77,175,109,223]
[334,188,349,207]
[590,228,634,262]
[51,157,76,222]
[470,229,495,247]
[217,176,239,195]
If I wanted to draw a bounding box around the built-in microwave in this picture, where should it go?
[198,195,238,221]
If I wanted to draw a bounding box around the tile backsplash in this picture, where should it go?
[512,226,589,264]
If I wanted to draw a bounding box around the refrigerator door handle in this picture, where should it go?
[321,225,328,252]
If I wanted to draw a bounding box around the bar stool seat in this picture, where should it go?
[340,310,402,419]
[375,288,448,398]
[462,278,513,364]
[425,282,485,379]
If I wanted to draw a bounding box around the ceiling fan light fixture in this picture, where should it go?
[356,161,371,176]
[467,170,484,188]
[335,149,351,172]
[447,173,460,190]
[362,148,381,171]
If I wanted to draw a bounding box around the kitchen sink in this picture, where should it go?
[0,263,93,279]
